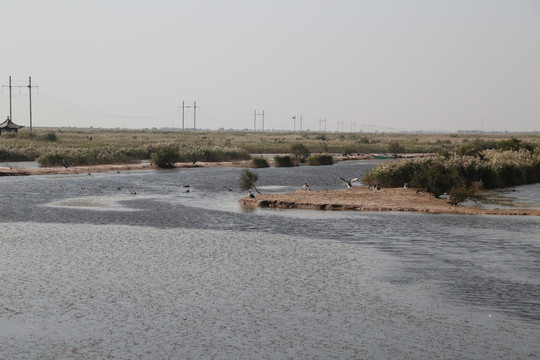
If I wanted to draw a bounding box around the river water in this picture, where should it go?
[1,160,539,359]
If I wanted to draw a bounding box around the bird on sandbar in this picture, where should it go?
[248,191,255,198]
[340,177,359,189]
[302,182,310,190]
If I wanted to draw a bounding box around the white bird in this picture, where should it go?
[340,177,359,189]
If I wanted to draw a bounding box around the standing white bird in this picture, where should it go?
[340,177,359,189]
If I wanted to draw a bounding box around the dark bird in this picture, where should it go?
[340,177,359,189]
[249,191,255,198]
[61,159,69,168]
[302,182,310,190]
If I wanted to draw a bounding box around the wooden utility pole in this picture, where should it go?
[27,77,39,132]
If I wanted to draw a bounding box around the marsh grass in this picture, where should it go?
[1,128,539,167]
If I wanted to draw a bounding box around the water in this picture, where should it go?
[1,160,539,358]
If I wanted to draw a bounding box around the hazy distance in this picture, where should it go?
[2,0,539,132]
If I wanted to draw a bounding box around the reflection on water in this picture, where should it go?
[1,160,539,324]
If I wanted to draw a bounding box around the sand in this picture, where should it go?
[240,187,540,216]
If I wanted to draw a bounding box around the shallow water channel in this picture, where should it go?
[1,160,539,358]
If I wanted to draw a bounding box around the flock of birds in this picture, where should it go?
[247,177,383,199]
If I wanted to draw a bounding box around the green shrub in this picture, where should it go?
[152,144,180,168]
[239,168,261,193]
[307,154,334,166]
[274,155,295,167]
[43,132,58,142]
[290,142,310,163]
[37,153,66,167]
[362,149,540,200]
[251,157,269,168]
[177,147,250,163]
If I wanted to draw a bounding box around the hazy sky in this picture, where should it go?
[2,0,539,132]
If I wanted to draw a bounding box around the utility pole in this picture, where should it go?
[300,115,303,131]
[27,77,38,132]
[254,110,265,132]
[338,120,344,132]
[292,115,296,131]
[1,76,13,121]
[181,101,185,130]
[2,76,39,129]
[9,76,12,121]
[183,101,198,131]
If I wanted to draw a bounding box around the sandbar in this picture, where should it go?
[240,187,540,216]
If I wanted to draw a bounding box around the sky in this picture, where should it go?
[2,0,539,132]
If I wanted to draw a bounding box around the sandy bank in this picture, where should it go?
[240,187,540,216]
[0,160,252,176]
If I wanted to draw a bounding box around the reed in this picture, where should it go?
[363,148,540,201]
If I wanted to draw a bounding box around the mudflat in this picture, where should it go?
[240,187,540,216]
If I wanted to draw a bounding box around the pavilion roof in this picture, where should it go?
[0,117,24,129]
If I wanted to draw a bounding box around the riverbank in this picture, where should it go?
[0,154,380,176]
[0,160,254,176]
[240,187,540,216]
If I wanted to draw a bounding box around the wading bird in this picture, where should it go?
[340,177,359,189]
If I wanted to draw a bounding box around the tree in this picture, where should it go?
[239,169,261,194]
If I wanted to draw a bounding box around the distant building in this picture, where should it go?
[0,116,24,135]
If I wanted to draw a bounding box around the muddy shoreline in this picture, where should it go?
[239,187,540,216]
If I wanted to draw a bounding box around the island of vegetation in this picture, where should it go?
[2,129,540,215]
[239,137,540,216]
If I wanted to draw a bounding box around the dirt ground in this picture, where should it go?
[239,187,540,216]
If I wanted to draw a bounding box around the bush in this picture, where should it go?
[307,154,334,166]
[449,185,478,205]
[152,144,180,168]
[251,157,269,168]
[290,142,310,162]
[274,155,295,167]
[388,140,404,155]
[43,132,58,142]
[239,168,261,193]
[362,149,540,200]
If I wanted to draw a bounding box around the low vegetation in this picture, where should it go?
[251,157,270,168]
[363,138,540,204]
[273,155,296,167]
[307,154,334,166]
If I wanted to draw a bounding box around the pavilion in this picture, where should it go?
[0,116,24,135]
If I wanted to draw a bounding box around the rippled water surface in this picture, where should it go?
[1,160,539,358]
